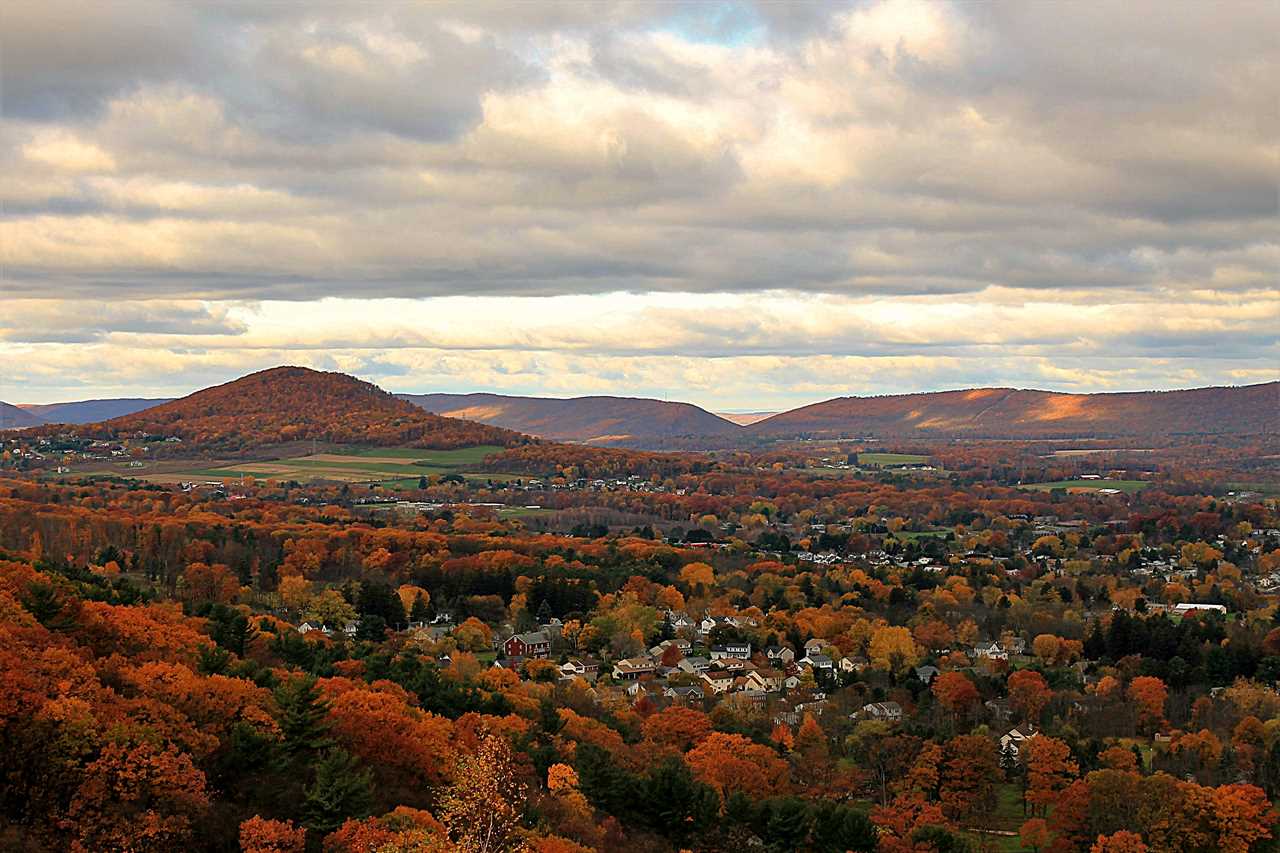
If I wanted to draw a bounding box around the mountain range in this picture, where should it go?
[7,372,1276,445]
[17,398,173,425]
[0,402,46,429]
[400,392,740,444]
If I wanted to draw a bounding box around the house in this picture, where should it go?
[840,655,869,674]
[665,611,696,632]
[717,658,755,675]
[625,681,662,699]
[765,645,796,665]
[860,701,904,722]
[342,621,359,638]
[783,674,802,690]
[559,659,600,681]
[1173,603,1227,616]
[297,621,321,635]
[700,615,740,635]
[701,671,735,694]
[665,685,705,702]
[801,652,834,671]
[676,656,711,674]
[710,642,752,660]
[915,665,940,684]
[504,631,551,659]
[744,668,784,692]
[612,658,656,681]
[803,638,826,655]
[972,640,1008,661]
[1000,724,1038,758]
[650,639,693,657]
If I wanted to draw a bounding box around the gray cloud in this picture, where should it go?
[1,0,1276,402]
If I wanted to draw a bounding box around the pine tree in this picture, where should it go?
[274,676,333,760]
[302,748,373,833]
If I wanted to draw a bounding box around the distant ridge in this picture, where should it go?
[0,401,47,429]
[19,398,171,425]
[748,382,1280,439]
[58,367,526,451]
[401,392,740,445]
[716,411,778,426]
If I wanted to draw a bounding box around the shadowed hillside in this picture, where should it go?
[0,402,46,429]
[20,398,171,425]
[401,392,741,445]
[61,367,526,451]
[749,383,1279,439]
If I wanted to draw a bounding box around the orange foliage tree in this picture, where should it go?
[686,732,790,801]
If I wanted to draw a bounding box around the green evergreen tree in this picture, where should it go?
[302,748,374,833]
[274,676,334,760]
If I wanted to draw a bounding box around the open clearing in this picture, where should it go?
[1019,479,1148,493]
[70,445,519,487]
[857,452,930,466]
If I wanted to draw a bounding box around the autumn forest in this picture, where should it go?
[1,368,1277,853]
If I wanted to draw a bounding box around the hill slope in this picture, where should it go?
[749,382,1279,439]
[79,367,526,451]
[20,398,171,425]
[0,402,46,429]
[401,392,741,445]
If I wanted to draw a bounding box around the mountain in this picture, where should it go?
[75,367,526,451]
[19,398,171,425]
[748,382,1280,439]
[401,392,741,445]
[0,402,47,429]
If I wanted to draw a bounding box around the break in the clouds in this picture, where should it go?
[1,0,1276,406]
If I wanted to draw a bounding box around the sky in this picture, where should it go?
[2,0,1277,409]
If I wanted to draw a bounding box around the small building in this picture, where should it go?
[801,652,834,671]
[677,655,712,674]
[860,701,904,722]
[504,631,552,659]
[612,657,656,681]
[765,645,796,665]
[1000,724,1038,758]
[840,655,869,673]
[701,671,734,694]
[1173,603,1227,616]
[915,665,940,684]
[710,642,752,660]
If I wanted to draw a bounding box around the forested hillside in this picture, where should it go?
[750,383,1279,439]
[56,368,527,452]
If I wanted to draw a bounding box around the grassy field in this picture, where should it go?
[1020,479,1148,493]
[858,452,930,466]
[892,529,950,541]
[78,445,519,487]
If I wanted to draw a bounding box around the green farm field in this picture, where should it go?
[79,445,518,486]
[1019,479,1148,493]
[857,452,930,466]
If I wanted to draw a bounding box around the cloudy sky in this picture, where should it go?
[2,0,1276,409]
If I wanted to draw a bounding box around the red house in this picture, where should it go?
[503,630,551,659]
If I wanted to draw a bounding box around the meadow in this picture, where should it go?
[76,445,519,487]
[857,452,931,466]
[1019,479,1148,493]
